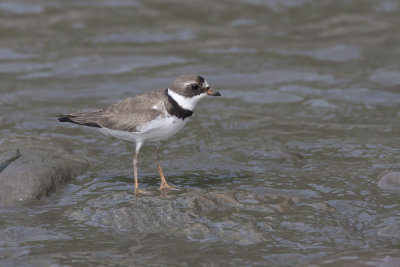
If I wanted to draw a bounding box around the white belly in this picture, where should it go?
[98,116,188,143]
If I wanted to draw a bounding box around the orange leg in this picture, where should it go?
[154,146,178,191]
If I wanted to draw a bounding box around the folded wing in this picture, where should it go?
[57,89,166,132]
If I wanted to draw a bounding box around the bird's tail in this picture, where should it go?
[57,114,102,128]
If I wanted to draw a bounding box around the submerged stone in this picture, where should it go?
[191,191,240,215]
[67,190,258,244]
[0,136,90,205]
[378,172,400,190]
[377,220,400,238]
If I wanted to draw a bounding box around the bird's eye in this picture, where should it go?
[191,84,199,90]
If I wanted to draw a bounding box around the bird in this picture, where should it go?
[57,74,221,194]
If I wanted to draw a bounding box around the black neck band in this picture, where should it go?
[166,89,193,120]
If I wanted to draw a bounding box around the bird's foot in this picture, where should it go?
[159,183,180,191]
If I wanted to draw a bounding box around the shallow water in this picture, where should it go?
[1,0,400,265]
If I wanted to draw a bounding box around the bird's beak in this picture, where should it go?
[206,87,221,96]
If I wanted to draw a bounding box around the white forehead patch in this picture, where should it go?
[182,80,196,87]
[182,79,209,88]
[167,89,207,111]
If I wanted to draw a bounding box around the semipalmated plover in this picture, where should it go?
[57,74,220,194]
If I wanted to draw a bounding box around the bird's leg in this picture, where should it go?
[133,153,139,193]
[154,145,179,191]
[133,142,149,195]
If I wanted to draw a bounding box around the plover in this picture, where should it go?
[57,74,220,194]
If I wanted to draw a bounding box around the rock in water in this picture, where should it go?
[0,149,20,174]
[0,136,90,205]
[378,171,400,190]
[377,220,400,238]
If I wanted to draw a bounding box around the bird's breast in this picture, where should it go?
[136,115,189,141]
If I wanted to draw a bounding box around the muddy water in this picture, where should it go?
[1,0,400,266]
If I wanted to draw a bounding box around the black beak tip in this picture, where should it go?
[214,91,221,96]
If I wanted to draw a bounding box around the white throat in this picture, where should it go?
[167,88,206,111]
